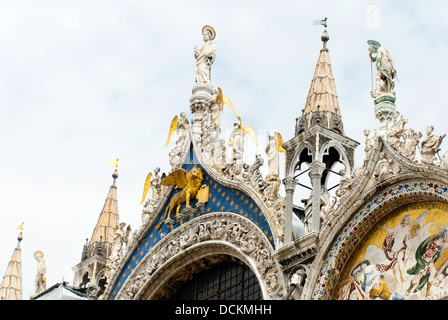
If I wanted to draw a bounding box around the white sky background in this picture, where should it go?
[0,0,447,299]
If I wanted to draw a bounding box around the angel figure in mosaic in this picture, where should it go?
[376,213,412,287]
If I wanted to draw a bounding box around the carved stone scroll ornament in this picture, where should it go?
[116,213,283,300]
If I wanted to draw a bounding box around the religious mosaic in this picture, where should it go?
[334,201,448,300]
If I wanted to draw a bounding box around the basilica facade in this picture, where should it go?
[3,25,448,301]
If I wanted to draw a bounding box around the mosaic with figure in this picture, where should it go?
[334,201,448,300]
[109,148,273,299]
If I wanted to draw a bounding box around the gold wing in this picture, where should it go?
[217,87,237,116]
[217,87,223,103]
[222,95,237,116]
[140,172,152,204]
[274,132,286,153]
[160,168,188,189]
[243,125,258,146]
[165,115,178,147]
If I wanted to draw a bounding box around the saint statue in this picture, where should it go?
[210,88,222,127]
[33,250,47,297]
[109,222,131,264]
[194,25,217,86]
[368,40,397,97]
[387,111,407,151]
[420,125,445,165]
[265,134,279,176]
[228,121,244,160]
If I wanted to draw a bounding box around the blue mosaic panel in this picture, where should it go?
[109,147,273,299]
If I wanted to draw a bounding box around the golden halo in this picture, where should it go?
[202,25,216,41]
[34,250,44,259]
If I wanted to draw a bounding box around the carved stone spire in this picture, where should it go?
[0,231,23,300]
[283,28,359,245]
[87,168,120,259]
[72,168,120,294]
[297,29,344,135]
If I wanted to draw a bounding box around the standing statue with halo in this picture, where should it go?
[194,25,217,86]
[190,26,217,142]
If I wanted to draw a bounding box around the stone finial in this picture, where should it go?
[321,29,329,49]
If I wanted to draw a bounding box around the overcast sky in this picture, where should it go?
[0,0,447,299]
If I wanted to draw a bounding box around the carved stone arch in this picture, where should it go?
[304,176,448,300]
[285,142,315,178]
[96,268,108,292]
[137,241,269,300]
[319,140,351,175]
[113,212,286,300]
[78,267,92,288]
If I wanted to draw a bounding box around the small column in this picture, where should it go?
[374,94,396,139]
[309,161,326,233]
[283,177,297,244]
[190,85,214,142]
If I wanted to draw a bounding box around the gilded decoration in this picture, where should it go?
[334,201,448,300]
[107,148,274,300]
[313,180,448,300]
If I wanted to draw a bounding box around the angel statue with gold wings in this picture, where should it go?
[165,112,190,147]
[228,116,258,160]
[210,87,237,128]
[265,132,285,176]
[368,40,397,97]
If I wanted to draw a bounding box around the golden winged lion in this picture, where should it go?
[156,167,204,230]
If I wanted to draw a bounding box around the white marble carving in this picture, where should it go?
[368,40,397,97]
[106,222,131,284]
[119,213,282,300]
[363,128,377,167]
[335,169,354,201]
[33,250,47,297]
[142,168,163,224]
[420,125,445,165]
[194,26,216,86]
[266,134,280,176]
[402,128,422,163]
[386,111,407,152]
